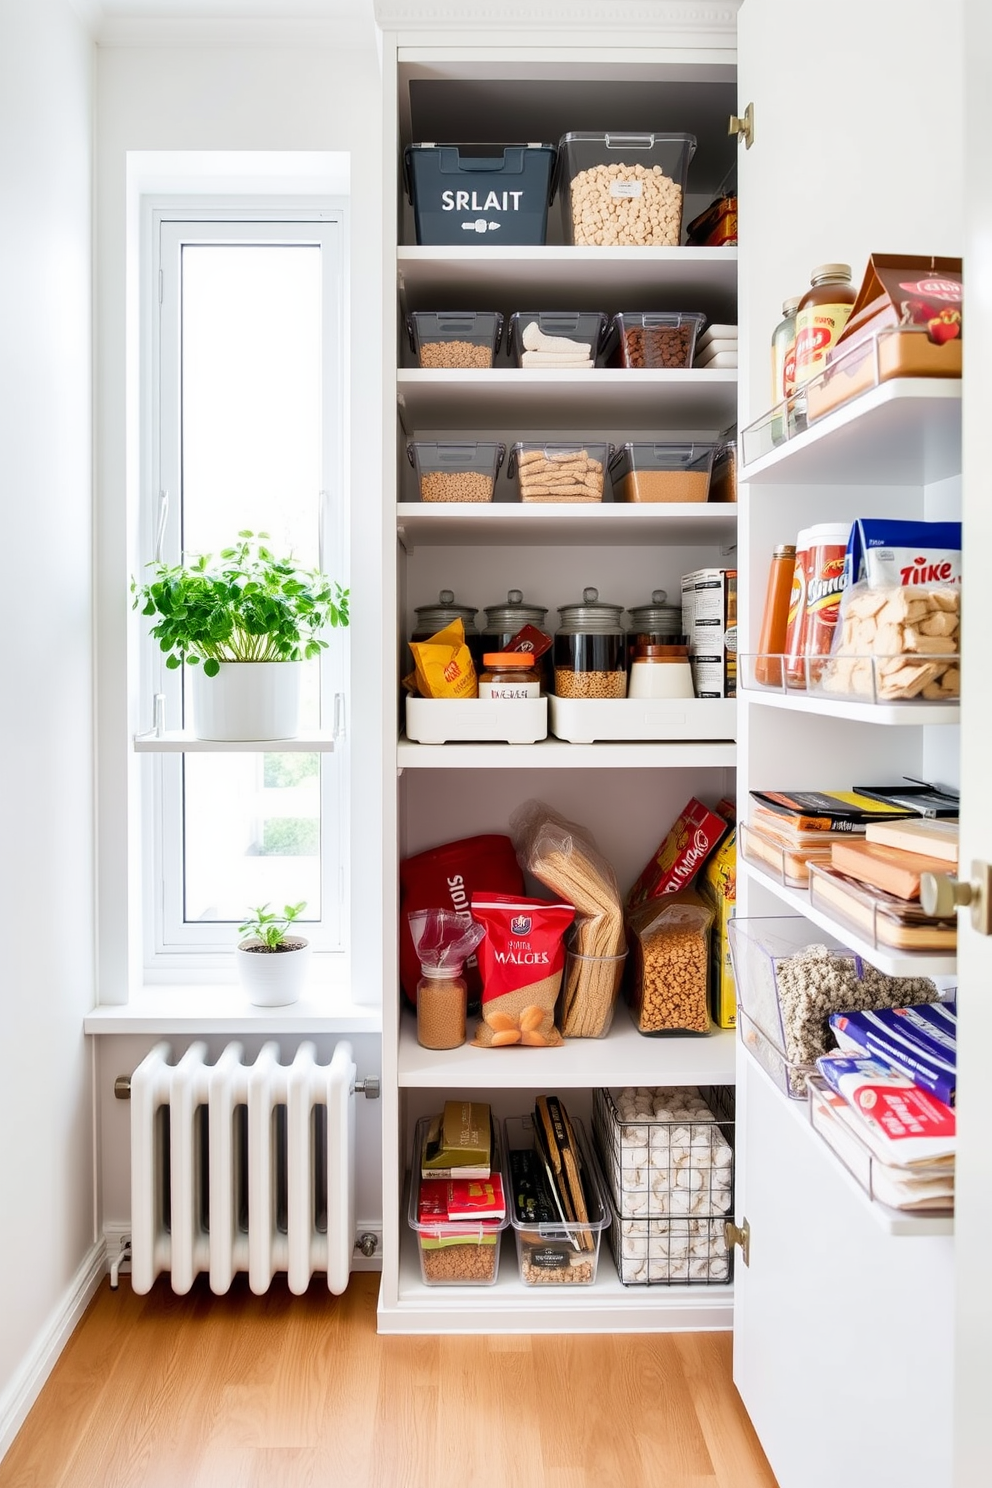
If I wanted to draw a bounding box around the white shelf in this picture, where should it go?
[397,245,738,323]
[133,730,336,753]
[396,501,737,549]
[397,367,738,428]
[398,1002,737,1089]
[741,378,961,487]
[740,859,958,978]
[397,735,737,768]
[381,1222,734,1334]
[740,687,960,727]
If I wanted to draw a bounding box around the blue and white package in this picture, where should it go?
[844,519,962,591]
[829,1000,957,1106]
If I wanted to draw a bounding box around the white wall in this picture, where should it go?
[0,0,97,1454]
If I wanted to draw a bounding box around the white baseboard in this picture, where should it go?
[0,1238,107,1465]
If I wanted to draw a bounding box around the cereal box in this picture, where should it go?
[699,811,737,1029]
[627,798,728,909]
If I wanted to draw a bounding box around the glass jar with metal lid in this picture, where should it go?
[554,587,627,699]
[411,589,483,668]
[481,589,552,691]
[626,589,683,668]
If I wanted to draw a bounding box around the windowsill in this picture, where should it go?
[84,982,382,1036]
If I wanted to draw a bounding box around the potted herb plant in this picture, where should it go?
[235,901,311,1006]
[132,531,349,741]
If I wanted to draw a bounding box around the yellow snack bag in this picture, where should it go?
[408,619,478,699]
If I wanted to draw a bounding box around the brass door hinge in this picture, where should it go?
[725,1217,750,1267]
[728,102,754,150]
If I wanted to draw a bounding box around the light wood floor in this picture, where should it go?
[0,1273,778,1488]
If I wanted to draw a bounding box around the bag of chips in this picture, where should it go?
[408,618,477,698]
[470,893,574,1048]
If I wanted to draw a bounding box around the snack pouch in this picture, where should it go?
[470,893,574,1048]
[408,618,478,699]
[844,519,962,592]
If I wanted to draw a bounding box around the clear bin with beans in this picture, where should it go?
[625,889,714,1035]
[609,442,716,504]
[481,589,553,692]
[553,588,627,698]
[508,442,612,503]
[406,441,505,503]
[406,310,503,368]
[709,436,738,504]
[411,590,484,670]
[556,132,696,247]
[408,1116,509,1287]
[613,312,707,369]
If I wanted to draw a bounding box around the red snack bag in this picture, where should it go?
[399,835,523,1007]
[627,798,729,909]
[470,894,575,1048]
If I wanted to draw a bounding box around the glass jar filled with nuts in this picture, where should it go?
[554,588,627,698]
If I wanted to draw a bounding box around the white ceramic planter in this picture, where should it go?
[191,660,302,741]
[235,937,312,1007]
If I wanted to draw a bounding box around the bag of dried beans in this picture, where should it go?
[470,894,575,1048]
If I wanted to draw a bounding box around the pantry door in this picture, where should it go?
[953,5,992,1482]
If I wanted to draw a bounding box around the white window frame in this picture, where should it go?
[137,200,350,975]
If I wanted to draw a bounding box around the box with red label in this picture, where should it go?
[627,798,729,909]
[808,254,962,422]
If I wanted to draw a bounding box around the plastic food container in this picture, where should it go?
[404,143,557,245]
[481,589,552,692]
[406,441,505,504]
[625,889,714,1035]
[508,442,611,503]
[504,1114,610,1286]
[506,311,611,367]
[408,1116,509,1286]
[553,587,627,698]
[555,132,696,247]
[613,311,707,369]
[407,311,503,368]
[609,442,716,504]
[708,437,737,504]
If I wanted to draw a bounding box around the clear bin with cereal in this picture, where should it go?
[504,1108,610,1286]
[553,588,627,699]
[626,888,714,1035]
[508,442,611,503]
[609,442,716,504]
[408,1115,509,1286]
[555,131,696,247]
[406,310,503,368]
[506,311,611,367]
[613,311,707,369]
[406,441,506,504]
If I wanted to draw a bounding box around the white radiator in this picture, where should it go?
[129,1039,358,1297]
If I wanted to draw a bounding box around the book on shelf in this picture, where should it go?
[749,789,917,834]
[829,838,952,902]
[864,816,959,865]
[853,782,960,819]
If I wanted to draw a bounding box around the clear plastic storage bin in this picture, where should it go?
[613,311,707,369]
[609,442,716,503]
[406,441,506,503]
[407,311,503,368]
[408,1116,509,1286]
[506,311,611,366]
[508,442,611,503]
[555,132,696,246]
[504,1114,610,1286]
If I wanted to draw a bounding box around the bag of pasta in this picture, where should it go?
[510,800,626,1038]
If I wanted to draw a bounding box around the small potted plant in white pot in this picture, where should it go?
[235,901,312,1007]
[132,531,349,741]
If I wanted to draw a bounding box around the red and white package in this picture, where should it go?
[399,835,523,1007]
[470,894,574,1048]
[626,798,729,909]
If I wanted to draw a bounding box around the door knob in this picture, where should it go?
[920,861,992,936]
[727,102,754,149]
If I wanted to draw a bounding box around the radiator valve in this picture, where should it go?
[357,1232,379,1258]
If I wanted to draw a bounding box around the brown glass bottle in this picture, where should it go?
[793,264,857,387]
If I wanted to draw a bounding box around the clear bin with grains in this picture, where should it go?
[613,312,707,369]
[553,587,627,699]
[504,1114,610,1286]
[609,442,716,504]
[626,888,714,1034]
[556,132,696,247]
[406,441,505,503]
[406,311,503,368]
[508,442,611,503]
[408,1115,509,1286]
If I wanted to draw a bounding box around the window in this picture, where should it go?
[138,206,348,972]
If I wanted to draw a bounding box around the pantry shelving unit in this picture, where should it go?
[379,34,741,1334]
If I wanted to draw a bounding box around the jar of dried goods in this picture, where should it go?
[625,589,682,668]
[481,589,552,690]
[554,588,627,698]
[412,590,483,669]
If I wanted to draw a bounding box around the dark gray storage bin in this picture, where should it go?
[404,143,557,245]
[506,311,613,367]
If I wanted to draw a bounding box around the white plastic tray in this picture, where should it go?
[695,349,739,369]
[548,695,736,744]
[405,696,547,744]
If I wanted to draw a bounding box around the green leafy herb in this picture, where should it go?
[131,532,349,675]
[238,901,307,950]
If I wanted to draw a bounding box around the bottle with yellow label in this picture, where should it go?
[793,264,856,387]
